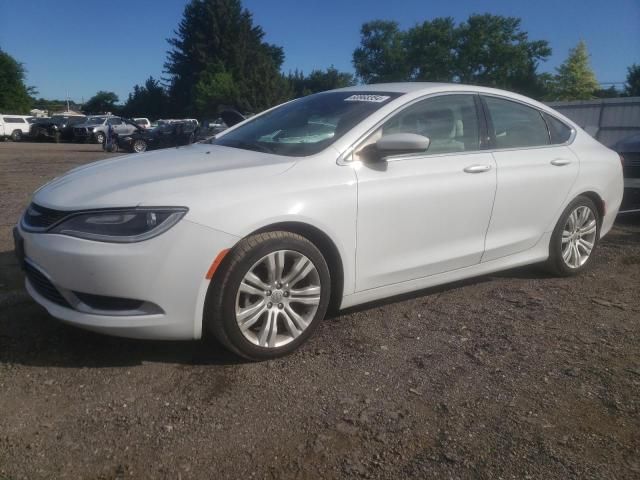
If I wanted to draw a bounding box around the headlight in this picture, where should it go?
[49,207,188,243]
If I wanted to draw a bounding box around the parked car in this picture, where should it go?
[117,119,197,153]
[615,133,640,213]
[73,116,138,144]
[0,114,32,141]
[134,118,151,129]
[14,83,623,360]
[198,111,245,140]
[30,114,86,142]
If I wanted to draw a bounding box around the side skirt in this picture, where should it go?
[340,232,551,310]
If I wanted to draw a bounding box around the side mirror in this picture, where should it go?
[359,133,430,162]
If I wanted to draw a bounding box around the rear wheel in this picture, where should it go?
[546,196,600,276]
[205,232,331,361]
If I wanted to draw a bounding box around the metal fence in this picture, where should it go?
[547,97,640,148]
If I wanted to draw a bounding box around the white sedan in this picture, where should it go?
[15,83,624,360]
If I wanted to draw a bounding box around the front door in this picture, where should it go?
[354,94,497,291]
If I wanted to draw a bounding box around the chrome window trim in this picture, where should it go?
[337,91,483,165]
[480,93,577,150]
[337,91,577,166]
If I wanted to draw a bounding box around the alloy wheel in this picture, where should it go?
[235,250,321,348]
[561,205,597,269]
[133,140,147,153]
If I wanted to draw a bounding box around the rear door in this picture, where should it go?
[481,95,579,262]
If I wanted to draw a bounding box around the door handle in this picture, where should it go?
[463,164,492,173]
[551,158,572,166]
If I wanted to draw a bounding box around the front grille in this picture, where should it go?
[24,262,71,308]
[22,203,70,230]
[74,127,87,136]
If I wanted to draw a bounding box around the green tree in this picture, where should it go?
[194,68,242,113]
[83,91,119,114]
[0,48,32,113]
[352,20,410,83]
[165,0,290,116]
[352,15,551,98]
[552,41,599,100]
[625,64,640,96]
[287,67,355,97]
[405,17,457,82]
[121,77,169,119]
[455,14,551,95]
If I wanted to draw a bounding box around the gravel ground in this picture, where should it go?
[1,141,639,479]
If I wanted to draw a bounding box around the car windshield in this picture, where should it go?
[87,116,107,124]
[212,91,402,156]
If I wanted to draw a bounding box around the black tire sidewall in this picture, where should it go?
[211,234,331,360]
[549,196,600,276]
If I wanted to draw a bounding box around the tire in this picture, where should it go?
[205,231,331,361]
[132,139,147,153]
[546,195,600,276]
[95,132,105,144]
[11,130,22,141]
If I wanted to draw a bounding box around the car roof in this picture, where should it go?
[331,82,577,127]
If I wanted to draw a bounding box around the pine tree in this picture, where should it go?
[164,0,290,116]
[553,41,599,100]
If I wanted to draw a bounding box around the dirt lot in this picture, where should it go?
[1,141,639,479]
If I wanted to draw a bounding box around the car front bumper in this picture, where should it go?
[17,219,238,340]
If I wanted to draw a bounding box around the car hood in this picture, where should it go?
[32,143,296,210]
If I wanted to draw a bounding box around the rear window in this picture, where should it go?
[543,113,573,144]
[483,96,550,149]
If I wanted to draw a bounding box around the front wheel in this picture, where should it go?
[205,232,331,360]
[546,196,600,276]
[11,130,22,141]
[132,139,147,153]
[95,132,105,144]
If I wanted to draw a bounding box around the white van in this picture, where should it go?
[0,114,33,141]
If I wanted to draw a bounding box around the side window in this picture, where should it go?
[5,117,25,123]
[108,117,122,125]
[542,112,573,144]
[483,96,549,149]
[381,94,480,155]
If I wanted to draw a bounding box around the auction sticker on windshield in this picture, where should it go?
[344,94,391,102]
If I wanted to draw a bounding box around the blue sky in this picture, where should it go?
[1,0,638,103]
